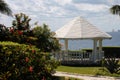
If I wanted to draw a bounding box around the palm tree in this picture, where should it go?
[110,5,120,16]
[0,0,12,16]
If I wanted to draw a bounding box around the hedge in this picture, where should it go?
[0,41,59,80]
[82,46,120,58]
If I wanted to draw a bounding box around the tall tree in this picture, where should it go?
[33,24,61,52]
[0,0,12,16]
[110,5,120,16]
[12,13,31,30]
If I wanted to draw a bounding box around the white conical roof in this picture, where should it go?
[55,16,112,39]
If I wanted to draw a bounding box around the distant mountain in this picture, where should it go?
[60,31,120,50]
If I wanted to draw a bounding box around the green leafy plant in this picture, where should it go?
[103,58,120,74]
[9,13,33,44]
[0,13,61,53]
[33,24,61,52]
[0,41,59,80]
[12,13,31,30]
[9,13,61,52]
[0,24,10,41]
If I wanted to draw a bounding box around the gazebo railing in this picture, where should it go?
[54,50,92,61]
[53,50,104,63]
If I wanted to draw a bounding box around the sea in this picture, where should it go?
[60,31,120,50]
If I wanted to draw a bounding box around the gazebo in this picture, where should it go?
[55,16,112,63]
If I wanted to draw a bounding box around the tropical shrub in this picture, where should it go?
[102,46,120,58]
[9,13,61,52]
[33,24,61,52]
[0,41,59,80]
[0,24,10,41]
[0,13,61,53]
[12,13,31,30]
[102,58,120,74]
[9,13,33,44]
[82,47,120,58]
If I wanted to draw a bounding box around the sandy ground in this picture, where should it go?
[53,71,120,80]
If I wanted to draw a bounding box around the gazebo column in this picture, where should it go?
[65,39,68,51]
[64,39,69,60]
[98,39,103,60]
[93,39,98,62]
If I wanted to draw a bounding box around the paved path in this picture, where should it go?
[53,71,120,80]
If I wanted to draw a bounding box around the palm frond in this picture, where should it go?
[0,0,12,16]
[110,5,120,16]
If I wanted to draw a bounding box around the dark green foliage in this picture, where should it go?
[0,24,10,41]
[103,58,120,74]
[33,24,61,52]
[9,13,61,52]
[0,13,61,80]
[102,47,120,58]
[0,0,12,16]
[110,5,120,16]
[0,13,61,52]
[9,13,32,44]
[0,42,60,80]
[82,47,120,58]
[12,13,31,30]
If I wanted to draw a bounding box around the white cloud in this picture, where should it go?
[1,0,120,32]
[85,12,120,32]
[5,0,67,17]
[47,6,67,17]
[54,0,72,5]
[74,3,109,12]
[107,0,114,5]
[5,0,47,13]
[48,6,59,13]
[0,14,13,27]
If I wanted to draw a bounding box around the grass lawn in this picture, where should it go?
[56,66,100,75]
[56,66,120,77]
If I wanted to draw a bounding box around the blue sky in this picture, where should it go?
[1,0,120,32]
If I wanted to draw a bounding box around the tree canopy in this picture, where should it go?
[110,5,120,16]
[0,13,61,52]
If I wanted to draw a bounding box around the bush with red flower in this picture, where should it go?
[0,13,61,53]
[0,41,59,80]
[0,13,61,79]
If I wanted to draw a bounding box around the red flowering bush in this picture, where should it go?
[0,13,61,53]
[0,13,60,80]
[0,42,59,80]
